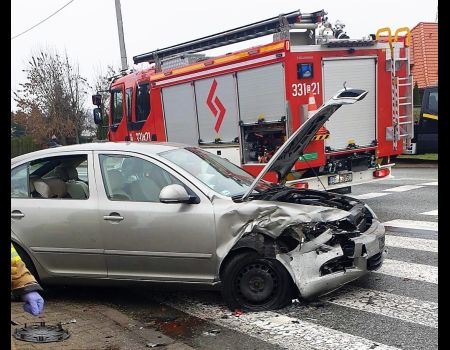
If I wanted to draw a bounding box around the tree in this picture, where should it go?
[13,49,91,145]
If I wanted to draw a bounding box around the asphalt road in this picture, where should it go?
[42,167,439,350]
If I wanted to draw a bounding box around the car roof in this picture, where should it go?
[11,142,186,165]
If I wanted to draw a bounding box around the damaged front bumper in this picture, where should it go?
[277,218,386,300]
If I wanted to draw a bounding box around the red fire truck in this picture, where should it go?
[93,10,413,192]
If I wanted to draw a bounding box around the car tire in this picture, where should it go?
[221,251,293,311]
[12,242,40,283]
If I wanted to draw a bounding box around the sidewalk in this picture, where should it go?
[11,299,195,350]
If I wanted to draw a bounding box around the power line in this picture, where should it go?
[11,0,75,40]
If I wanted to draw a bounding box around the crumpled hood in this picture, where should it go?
[241,88,369,200]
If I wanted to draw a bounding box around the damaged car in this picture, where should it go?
[11,88,385,311]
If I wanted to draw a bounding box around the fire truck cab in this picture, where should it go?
[93,10,413,192]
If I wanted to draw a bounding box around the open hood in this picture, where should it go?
[241,88,369,201]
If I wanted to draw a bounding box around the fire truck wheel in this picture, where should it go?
[221,251,293,311]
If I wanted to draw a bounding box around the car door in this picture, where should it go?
[11,151,106,279]
[93,151,217,283]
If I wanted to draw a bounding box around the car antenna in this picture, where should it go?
[302,156,327,191]
[343,81,347,90]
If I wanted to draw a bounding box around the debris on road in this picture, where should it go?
[233,310,243,317]
[60,319,77,325]
[202,329,221,336]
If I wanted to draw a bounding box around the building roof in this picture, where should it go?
[410,22,438,89]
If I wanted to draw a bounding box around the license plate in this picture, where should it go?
[328,172,353,186]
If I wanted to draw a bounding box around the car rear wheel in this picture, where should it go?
[221,251,293,311]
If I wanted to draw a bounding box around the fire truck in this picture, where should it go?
[92,9,414,192]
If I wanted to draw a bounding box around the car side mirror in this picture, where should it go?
[93,108,102,125]
[159,184,191,204]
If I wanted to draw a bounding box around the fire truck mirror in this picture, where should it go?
[93,108,103,125]
[92,94,102,107]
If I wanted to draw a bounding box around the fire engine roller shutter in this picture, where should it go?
[322,58,376,150]
[161,83,199,145]
[237,63,286,123]
[194,74,239,143]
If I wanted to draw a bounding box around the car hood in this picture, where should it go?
[241,88,368,201]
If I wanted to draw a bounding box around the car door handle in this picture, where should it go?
[11,210,25,219]
[103,213,124,222]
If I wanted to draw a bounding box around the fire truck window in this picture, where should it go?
[136,83,150,122]
[126,88,133,122]
[112,90,124,124]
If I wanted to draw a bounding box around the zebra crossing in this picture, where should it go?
[156,218,438,350]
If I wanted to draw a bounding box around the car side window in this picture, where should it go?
[99,154,184,202]
[11,164,29,198]
[28,155,90,199]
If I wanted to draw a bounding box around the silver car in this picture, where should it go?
[11,88,386,311]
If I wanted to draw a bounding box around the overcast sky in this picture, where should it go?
[11,0,437,111]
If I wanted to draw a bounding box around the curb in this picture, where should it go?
[393,162,438,168]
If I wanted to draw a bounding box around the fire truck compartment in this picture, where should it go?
[242,122,287,164]
[322,58,376,151]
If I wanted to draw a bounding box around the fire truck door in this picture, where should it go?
[322,58,376,150]
[161,83,199,145]
[194,74,239,143]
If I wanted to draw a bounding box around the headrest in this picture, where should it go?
[32,180,53,198]
[44,178,67,198]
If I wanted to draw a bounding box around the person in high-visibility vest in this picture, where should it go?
[11,244,44,349]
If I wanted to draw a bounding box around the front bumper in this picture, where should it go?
[277,219,386,299]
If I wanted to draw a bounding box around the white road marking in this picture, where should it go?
[375,259,438,284]
[420,181,438,186]
[323,286,438,328]
[383,219,438,234]
[383,185,425,192]
[420,210,438,216]
[384,178,436,182]
[351,192,390,200]
[164,298,400,350]
[385,235,438,253]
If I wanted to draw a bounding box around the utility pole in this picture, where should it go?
[115,0,128,71]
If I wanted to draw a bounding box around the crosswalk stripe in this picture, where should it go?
[383,219,438,233]
[385,235,438,252]
[383,185,425,192]
[420,209,438,216]
[322,286,438,329]
[164,298,400,350]
[375,259,438,284]
[351,192,390,200]
[420,181,438,186]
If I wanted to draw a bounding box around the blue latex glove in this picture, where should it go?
[21,291,44,316]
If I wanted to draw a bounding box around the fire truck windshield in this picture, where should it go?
[159,147,273,197]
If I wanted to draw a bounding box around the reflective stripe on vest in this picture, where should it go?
[11,244,21,263]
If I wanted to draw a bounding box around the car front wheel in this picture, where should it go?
[221,251,293,311]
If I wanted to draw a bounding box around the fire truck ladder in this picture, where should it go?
[376,27,414,151]
[133,9,326,69]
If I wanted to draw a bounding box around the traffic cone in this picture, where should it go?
[307,92,318,118]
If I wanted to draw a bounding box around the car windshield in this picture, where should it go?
[159,147,273,197]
